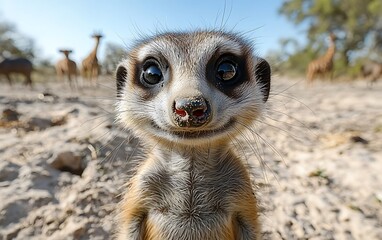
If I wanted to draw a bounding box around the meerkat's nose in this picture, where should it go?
[173,96,211,127]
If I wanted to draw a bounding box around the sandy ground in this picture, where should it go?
[0,76,381,240]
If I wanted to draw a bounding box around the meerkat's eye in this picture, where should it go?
[216,61,237,81]
[142,61,163,85]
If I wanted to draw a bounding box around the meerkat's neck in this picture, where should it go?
[148,142,235,169]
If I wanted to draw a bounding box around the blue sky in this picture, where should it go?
[0,0,306,63]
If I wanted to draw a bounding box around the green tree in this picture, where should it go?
[0,21,35,59]
[102,42,126,74]
[279,0,382,66]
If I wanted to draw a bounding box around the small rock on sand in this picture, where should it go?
[48,151,84,176]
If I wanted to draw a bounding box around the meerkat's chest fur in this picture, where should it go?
[141,148,247,214]
[116,30,271,240]
[126,146,256,239]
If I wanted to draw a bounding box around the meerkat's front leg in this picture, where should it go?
[118,181,148,240]
[232,188,262,239]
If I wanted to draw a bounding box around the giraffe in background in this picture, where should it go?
[81,33,103,86]
[55,49,78,89]
[306,33,336,83]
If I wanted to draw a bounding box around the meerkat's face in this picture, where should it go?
[116,31,270,146]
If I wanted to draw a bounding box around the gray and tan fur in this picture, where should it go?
[115,30,271,240]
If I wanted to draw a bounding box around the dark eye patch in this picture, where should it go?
[206,53,249,98]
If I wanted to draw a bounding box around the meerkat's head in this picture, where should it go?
[116,30,271,147]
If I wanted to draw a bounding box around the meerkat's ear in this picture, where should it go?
[116,64,127,97]
[255,58,271,102]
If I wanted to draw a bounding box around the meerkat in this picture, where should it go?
[115,30,271,240]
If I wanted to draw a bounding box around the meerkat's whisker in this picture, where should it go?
[266,108,315,131]
[255,118,305,143]
[233,125,272,184]
[101,135,130,165]
[237,121,285,165]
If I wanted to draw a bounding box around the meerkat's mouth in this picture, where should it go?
[150,119,236,139]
